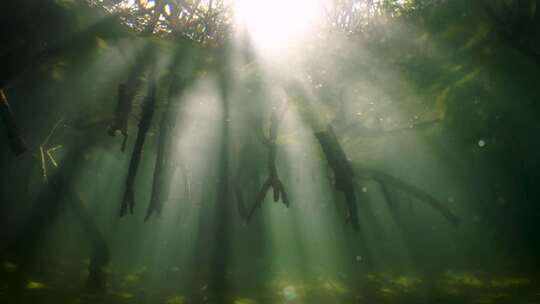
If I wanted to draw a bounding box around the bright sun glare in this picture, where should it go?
[234,0,323,52]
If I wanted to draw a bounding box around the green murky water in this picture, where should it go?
[2,1,540,303]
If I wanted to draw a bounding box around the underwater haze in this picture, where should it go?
[1,0,540,303]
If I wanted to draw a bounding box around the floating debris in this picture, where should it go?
[166,295,185,304]
[26,281,47,289]
[366,274,378,281]
[391,276,423,291]
[380,287,395,295]
[443,271,485,288]
[444,287,463,295]
[114,291,134,299]
[491,277,530,288]
[233,297,257,304]
[2,261,17,271]
[321,278,348,294]
[282,285,298,301]
[124,274,140,283]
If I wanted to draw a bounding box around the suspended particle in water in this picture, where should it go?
[472,215,481,222]
[361,187,368,193]
[447,197,455,203]
[356,255,363,262]
[478,139,486,147]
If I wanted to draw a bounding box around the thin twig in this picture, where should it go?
[42,117,64,147]
[40,146,47,182]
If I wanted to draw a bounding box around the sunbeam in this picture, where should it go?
[2,1,540,303]
[234,0,323,55]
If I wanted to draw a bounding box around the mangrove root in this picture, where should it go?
[145,78,184,221]
[355,165,459,226]
[120,81,156,217]
[336,118,441,144]
[245,105,290,222]
[234,180,249,223]
[108,84,133,152]
[315,125,359,230]
[11,145,110,293]
[0,90,27,155]
[67,192,110,293]
[146,0,165,34]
